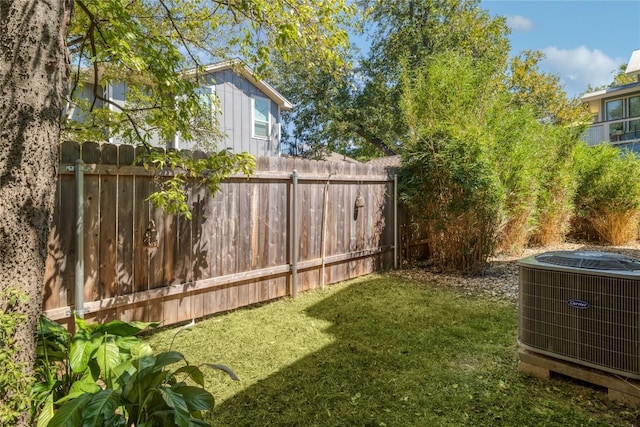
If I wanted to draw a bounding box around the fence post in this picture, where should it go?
[291,169,298,298]
[75,159,85,318]
[394,173,398,270]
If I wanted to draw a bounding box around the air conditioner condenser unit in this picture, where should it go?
[518,250,640,379]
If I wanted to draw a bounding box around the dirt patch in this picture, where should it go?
[391,241,640,304]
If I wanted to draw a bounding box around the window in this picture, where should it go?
[253,97,270,139]
[195,85,215,120]
[606,99,624,135]
[630,96,640,138]
[606,99,623,121]
[630,96,640,118]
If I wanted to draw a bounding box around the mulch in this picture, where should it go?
[391,241,640,304]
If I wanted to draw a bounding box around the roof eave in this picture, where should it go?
[187,60,293,111]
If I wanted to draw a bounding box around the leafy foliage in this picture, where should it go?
[399,54,503,274]
[275,0,511,157]
[63,0,354,217]
[573,143,640,244]
[143,148,256,219]
[398,48,594,270]
[529,125,581,246]
[0,288,33,425]
[32,316,238,426]
[65,0,353,149]
[507,51,591,124]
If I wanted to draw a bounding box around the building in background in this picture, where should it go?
[580,49,640,152]
[67,60,292,157]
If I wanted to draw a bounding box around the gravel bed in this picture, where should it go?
[391,241,640,304]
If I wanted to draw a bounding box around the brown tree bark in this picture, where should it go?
[0,0,71,424]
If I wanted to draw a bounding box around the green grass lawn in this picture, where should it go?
[146,274,640,426]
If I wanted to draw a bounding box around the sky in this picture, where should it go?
[480,0,640,98]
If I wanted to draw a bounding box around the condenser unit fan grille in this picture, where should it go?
[535,251,640,271]
[519,255,640,379]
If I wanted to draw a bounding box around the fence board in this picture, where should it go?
[83,170,101,303]
[133,173,150,321]
[43,181,63,311]
[173,187,192,285]
[99,146,118,300]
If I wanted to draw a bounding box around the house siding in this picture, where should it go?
[210,68,281,157]
[73,66,284,157]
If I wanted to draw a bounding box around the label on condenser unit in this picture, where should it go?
[568,299,590,309]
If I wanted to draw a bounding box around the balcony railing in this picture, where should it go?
[582,117,640,147]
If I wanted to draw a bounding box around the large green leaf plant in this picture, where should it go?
[32,316,237,426]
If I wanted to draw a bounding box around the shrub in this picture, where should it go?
[399,52,504,274]
[573,143,640,244]
[486,100,545,254]
[400,132,502,274]
[530,126,580,246]
[32,316,237,426]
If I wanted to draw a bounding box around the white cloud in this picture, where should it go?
[506,15,533,31]
[540,46,625,98]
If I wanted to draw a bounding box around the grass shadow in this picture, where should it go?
[201,276,636,426]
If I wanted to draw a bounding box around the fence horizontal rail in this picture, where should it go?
[44,246,395,322]
[58,163,394,182]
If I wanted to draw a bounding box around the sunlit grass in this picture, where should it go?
[145,274,640,426]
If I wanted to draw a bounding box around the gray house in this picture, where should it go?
[70,60,292,157]
[580,49,640,152]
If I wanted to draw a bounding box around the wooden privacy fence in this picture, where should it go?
[43,142,402,328]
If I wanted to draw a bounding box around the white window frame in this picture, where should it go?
[252,96,271,139]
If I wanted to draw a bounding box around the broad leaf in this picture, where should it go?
[37,316,71,360]
[121,370,167,403]
[173,385,214,412]
[172,365,205,387]
[160,387,190,427]
[48,393,92,427]
[91,320,160,337]
[35,393,55,427]
[69,330,93,373]
[95,339,121,385]
[81,389,122,427]
[69,374,101,395]
[153,351,185,370]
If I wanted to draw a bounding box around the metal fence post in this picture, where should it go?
[291,169,298,298]
[75,159,85,318]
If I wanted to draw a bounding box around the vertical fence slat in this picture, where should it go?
[83,148,101,305]
[43,174,63,311]
[133,152,150,321]
[99,145,117,300]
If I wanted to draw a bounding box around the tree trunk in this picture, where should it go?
[0,0,71,424]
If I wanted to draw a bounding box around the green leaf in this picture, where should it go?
[160,387,190,427]
[121,370,168,403]
[152,351,185,370]
[69,375,101,395]
[80,389,122,427]
[91,320,160,337]
[173,385,214,412]
[35,393,55,427]
[95,339,120,385]
[69,330,93,373]
[172,365,204,387]
[48,393,92,427]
